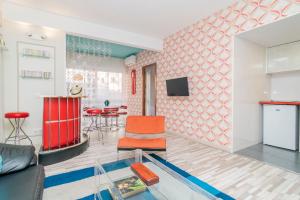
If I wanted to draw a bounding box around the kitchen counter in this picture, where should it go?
[259,101,300,105]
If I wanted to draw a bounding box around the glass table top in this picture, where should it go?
[94,150,218,200]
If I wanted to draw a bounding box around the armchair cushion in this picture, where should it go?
[0,143,35,175]
[118,137,166,151]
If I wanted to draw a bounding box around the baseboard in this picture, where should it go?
[166,131,232,153]
[38,135,89,166]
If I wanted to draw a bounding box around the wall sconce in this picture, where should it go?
[26,33,47,41]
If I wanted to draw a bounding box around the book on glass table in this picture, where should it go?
[113,175,146,198]
[131,162,159,186]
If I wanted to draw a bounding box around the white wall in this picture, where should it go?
[1,19,66,145]
[3,1,163,51]
[0,50,3,141]
[232,37,270,152]
[0,38,3,142]
[0,0,3,26]
[270,71,300,101]
[0,0,4,140]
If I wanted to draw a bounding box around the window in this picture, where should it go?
[66,68,123,108]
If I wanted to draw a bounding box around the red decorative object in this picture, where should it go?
[86,108,102,115]
[5,112,29,118]
[131,162,159,186]
[120,105,127,109]
[4,112,32,144]
[131,69,136,95]
[43,97,81,151]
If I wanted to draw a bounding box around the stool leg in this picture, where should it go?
[95,116,98,129]
[96,125,104,144]
[5,118,32,145]
[15,119,19,144]
[111,117,119,131]
[112,117,115,131]
[110,117,113,130]
[5,119,16,144]
[122,115,127,127]
[96,115,99,141]
[105,117,109,132]
[85,116,94,135]
[19,118,33,144]
[99,116,102,130]
[98,116,104,144]
[97,126,100,141]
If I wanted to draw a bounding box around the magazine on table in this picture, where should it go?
[113,175,147,198]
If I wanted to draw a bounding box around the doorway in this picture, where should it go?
[142,64,156,116]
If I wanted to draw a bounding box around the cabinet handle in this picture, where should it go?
[275,109,280,111]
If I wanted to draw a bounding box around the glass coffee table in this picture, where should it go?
[94,150,221,200]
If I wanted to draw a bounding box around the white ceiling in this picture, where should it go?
[237,13,300,47]
[5,0,234,39]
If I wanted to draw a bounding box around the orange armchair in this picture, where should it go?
[117,116,166,151]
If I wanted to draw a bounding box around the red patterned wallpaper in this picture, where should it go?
[127,0,300,151]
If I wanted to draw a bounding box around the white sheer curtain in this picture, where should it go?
[66,52,125,108]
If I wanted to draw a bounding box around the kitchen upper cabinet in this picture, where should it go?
[267,40,300,73]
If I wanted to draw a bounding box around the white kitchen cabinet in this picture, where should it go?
[266,40,300,73]
[263,105,298,150]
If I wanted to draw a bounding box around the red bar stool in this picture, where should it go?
[101,107,119,131]
[4,112,32,144]
[118,105,128,127]
[120,105,127,109]
[103,107,119,113]
[82,107,92,129]
[84,108,103,141]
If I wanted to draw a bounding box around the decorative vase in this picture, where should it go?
[104,100,110,107]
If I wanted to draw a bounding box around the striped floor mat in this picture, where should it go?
[43,154,234,200]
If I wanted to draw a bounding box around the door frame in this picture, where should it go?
[142,63,157,116]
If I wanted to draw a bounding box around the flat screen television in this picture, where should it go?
[166,77,189,96]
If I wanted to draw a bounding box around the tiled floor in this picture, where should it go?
[45,130,300,199]
[236,143,300,174]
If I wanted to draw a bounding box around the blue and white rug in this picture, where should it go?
[44,154,234,200]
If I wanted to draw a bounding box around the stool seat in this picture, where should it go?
[5,112,29,119]
[103,107,119,113]
[118,137,166,151]
[118,112,127,115]
[86,109,101,115]
[101,113,119,117]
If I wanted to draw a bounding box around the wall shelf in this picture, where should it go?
[22,48,51,59]
[22,54,50,59]
[20,76,53,80]
[20,70,52,79]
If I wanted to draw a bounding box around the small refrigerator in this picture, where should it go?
[263,105,299,150]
